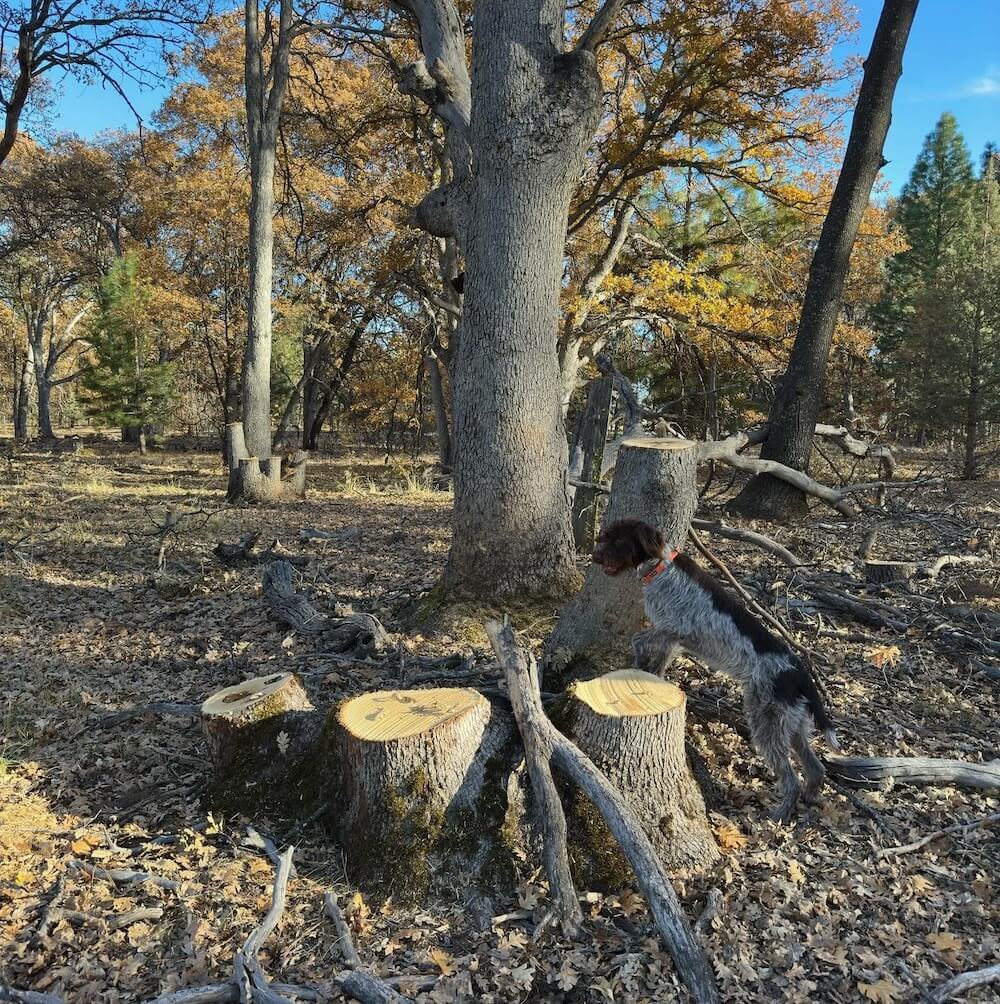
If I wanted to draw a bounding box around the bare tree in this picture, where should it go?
[0,0,202,167]
[729,0,920,518]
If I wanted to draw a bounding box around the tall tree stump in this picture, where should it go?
[547,439,698,683]
[556,670,718,885]
[225,420,307,503]
[334,688,519,899]
[201,673,325,817]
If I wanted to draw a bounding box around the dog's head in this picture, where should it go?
[592,518,665,576]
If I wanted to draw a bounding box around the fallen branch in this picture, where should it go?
[920,554,986,579]
[926,963,1000,1003]
[875,811,1000,858]
[827,756,1000,791]
[487,620,720,1004]
[68,860,180,892]
[214,534,310,568]
[323,892,362,967]
[484,622,582,937]
[95,702,200,728]
[0,987,66,1004]
[690,519,804,567]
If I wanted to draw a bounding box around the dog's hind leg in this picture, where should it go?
[791,716,826,804]
[747,700,801,822]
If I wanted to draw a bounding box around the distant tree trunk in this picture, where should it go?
[730,0,919,519]
[569,373,613,550]
[962,310,983,479]
[240,0,293,461]
[28,311,54,439]
[426,350,452,472]
[14,348,33,442]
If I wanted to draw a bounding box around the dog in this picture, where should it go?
[592,517,838,821]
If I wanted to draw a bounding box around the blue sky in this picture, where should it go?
[47,1,999,193]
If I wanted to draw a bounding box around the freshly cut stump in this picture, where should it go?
[201,672,324,816]
[548,439,698,683]
[863,560,916,585]
[335,688,516,899]
[559,670,718,884]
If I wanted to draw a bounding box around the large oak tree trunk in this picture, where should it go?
[730,0,919,519]
[547,439,698,683]
[14,349,32,442]
[439,0,606,598]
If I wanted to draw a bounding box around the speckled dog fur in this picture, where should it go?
[592,518,839,821]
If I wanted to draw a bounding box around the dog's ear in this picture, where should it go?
[633,521,665,561]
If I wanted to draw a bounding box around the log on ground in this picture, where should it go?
[557,670,719,884]
[546,438,698,684]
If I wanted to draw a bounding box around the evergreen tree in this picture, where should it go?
[875,113,976,440]
[81,253,176,452]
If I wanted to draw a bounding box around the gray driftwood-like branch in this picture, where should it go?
[486,620,720,1004]
[926,962,1000,1003]
[827,756,1000,791]
[484,622,583,937]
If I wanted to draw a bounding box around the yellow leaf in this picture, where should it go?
[71,837,94,855]
[858,978,901,1003]
[788,860,805,885]
[427,946,455,976]
[868,645,902,669]
[927,931,962,952]
[715,822,748,851]
[910,875,935,896]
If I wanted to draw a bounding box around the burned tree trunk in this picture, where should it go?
[547,439,698,683]
[558,670,719,884]
[729,0,918,519]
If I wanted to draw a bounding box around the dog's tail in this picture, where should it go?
[798,663,840,749]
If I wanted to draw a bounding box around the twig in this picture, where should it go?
[68,860,180,891]
[95,702,201,728]
[690,518,804,567]
[323,892,363,967]
[875,811,1000,858]
[694,889,723,938]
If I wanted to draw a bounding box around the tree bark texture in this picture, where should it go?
[569,373,613,550]
[241,0,293,460]
[14,348,32,442]
[730,0,919,519]
[547,439,699,682]
[438,0,607,597]
[559,671,719,882]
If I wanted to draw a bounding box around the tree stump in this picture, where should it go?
[225,420,307,503]
[557,670,718,885]
[201,672,325,816]
[863,560,916,585]
[334,688,519,899]
[547,438,699,683]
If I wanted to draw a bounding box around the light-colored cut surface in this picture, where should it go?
[202,672,292,717]
[619,436,696,451]
[339,688,487,741]
[571,670,684,718]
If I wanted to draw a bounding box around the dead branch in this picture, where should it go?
[827,756,1000,791]
[690,519,804,567]
[486,620,720,1004]
[484,622,582,937]
[920,554,986,579]
[145,984,238,1003]
[68,860,180,892]
[214,534,310,568]
[322,892,363,967]
[95,702,201,728]
[875,811,1000,858]
[0,987,66,1004]
[926,962,1000,1003]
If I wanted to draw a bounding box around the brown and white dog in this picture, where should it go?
[592,517,838,821]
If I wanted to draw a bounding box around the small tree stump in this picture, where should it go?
[547,438,698,683]
[558,670,719,884]
[201,673,325,816]
[863,560,916,585]
[225,420,307,503]
[334,688,518,899]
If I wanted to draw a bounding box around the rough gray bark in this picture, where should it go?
[827,756,1000,791]
[426,349,452,473]
[569,373,613,550]
[241,0,293,459]
[547,440,698,681]
[399,0,626,598]
[14,348,32,441]
[730,0,919,519]
[561,670,719,877]
[27,308,54,439]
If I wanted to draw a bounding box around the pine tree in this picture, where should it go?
[81,253,176,453]
[875,113,976,440]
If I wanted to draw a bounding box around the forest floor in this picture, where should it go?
[0,439,997,1003]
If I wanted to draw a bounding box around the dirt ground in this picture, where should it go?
[0,440,997,1003]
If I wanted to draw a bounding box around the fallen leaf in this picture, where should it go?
[427,946,455,976]
[927,931,962,952]
[858,978,901,1003]
[715,822,748,851]
[276,731,290,755]
[868,645,902,669]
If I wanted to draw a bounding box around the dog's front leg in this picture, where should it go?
[632,628,682,677]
